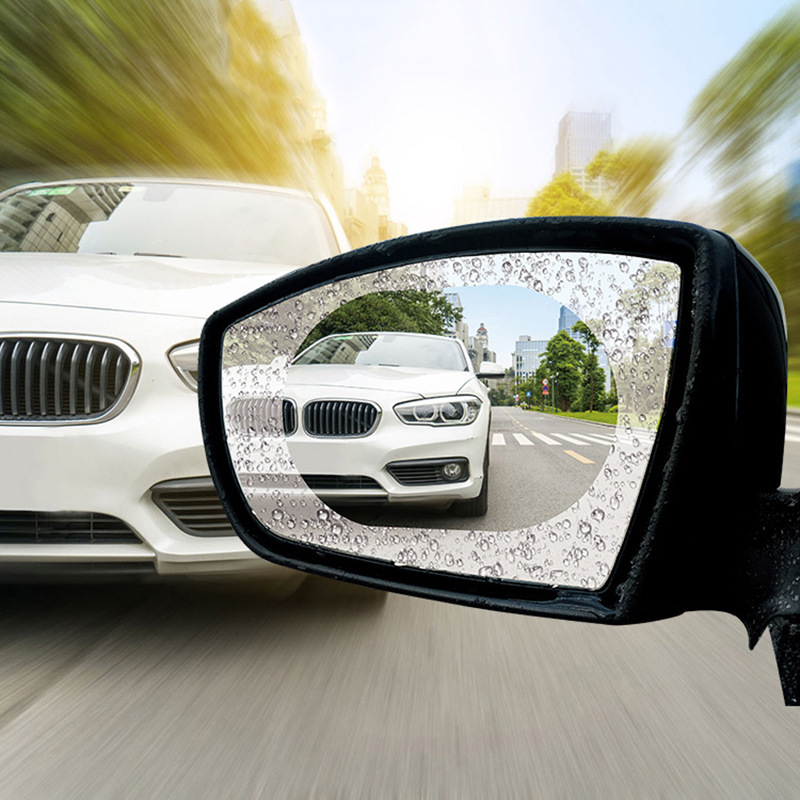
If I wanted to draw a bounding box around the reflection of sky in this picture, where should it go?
[446,285,563,368]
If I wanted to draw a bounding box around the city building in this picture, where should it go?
[443,292,469,352]
[514,336,548,381]
[554,111,613,196]
[452,185,531,225]
[558,305,581,333]
[343,156,408,248]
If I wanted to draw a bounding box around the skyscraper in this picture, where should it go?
[554,111,613,195]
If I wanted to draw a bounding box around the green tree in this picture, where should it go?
[585,137,673,217]
[687,6,800,182]
[0,0,305,187]
[685,7,800,352]
[299,290,463,350]
[572,321,606,412]
[526,172,611,217]
[533,330,586,411]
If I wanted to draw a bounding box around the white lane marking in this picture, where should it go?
[512,433,534,446]
[492,433,506,446]
[552,433,589,445]
[529,431,561,445]
[569,433,615,445]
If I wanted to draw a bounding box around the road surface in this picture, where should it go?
[335,407,616,530]
[1,414,800,797]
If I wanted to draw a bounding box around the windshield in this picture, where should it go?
[293,333,469,371]
[0,182,338,265]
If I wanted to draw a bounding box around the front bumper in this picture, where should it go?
[284,404,489,505]
[0,305,291,578]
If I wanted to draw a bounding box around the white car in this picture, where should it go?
[0,177,348,579]
[282,331,494,516]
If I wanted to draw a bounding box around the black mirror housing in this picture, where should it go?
[199,217,795,699]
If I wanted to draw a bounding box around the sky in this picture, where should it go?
[283,0,795,232]
[447,285,562,369]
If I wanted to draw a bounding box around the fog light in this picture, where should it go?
[441,462,464,481]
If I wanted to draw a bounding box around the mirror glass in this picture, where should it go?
[221,251,680,590]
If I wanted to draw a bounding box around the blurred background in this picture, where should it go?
[2,2,800,797]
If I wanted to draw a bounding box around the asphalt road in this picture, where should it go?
[2,417,800,798]
[334,407,615,530]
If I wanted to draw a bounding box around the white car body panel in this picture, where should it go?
[0,178,346,578]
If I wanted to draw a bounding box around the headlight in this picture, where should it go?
[394,395,482,426]
[168,341,199,391]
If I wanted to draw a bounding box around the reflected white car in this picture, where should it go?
[0,177,348,579]
[283,332,493,515]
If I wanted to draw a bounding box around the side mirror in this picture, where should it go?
[199,217,797,703]
[476,361,505,380]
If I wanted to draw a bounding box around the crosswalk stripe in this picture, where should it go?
[512,433,534,446]
[567,433,614,445]
[552,433,589,445]
[492,433,506,446]
[529,431,561,445]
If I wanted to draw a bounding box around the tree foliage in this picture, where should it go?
[585,137,673,217]
[300,291,463,350]
[685,6,800,353]
[526,172,611,217]
[687,5,800,180]
[0,0,307,186]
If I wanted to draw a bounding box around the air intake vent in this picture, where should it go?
[303,400,380,437]
[0,336,138,423]
[151,478,236,537]
[0,511,140,543]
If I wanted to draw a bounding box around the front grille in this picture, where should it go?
[151,478,235,537]
[226,397,297,436]
[0,511,141,543]
[302,474,384,491]
[0,336,138,423]
[303,400,379,437]
[387,458,469,486]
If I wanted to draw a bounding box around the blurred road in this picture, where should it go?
[0,424,799,798]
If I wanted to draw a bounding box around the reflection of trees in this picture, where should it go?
[613,261,680,419]
[297,290,462,351]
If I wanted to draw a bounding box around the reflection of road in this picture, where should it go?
[339,407,614,530]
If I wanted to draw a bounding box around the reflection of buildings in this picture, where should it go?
[554,111,613,196]
[452,186,530,225]
[0,184,127,252]
[443,292,469,353]
[301,333,376,364]
[468,322,497,373]
[343,157,408,248]
[514,336,548,381]
[558,305,580,333]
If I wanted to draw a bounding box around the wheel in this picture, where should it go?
[453,443,489,517]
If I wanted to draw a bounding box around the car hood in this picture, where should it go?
[287,364,478,398]
[0,252,299,319]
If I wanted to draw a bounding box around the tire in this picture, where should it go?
[453,443,489,517]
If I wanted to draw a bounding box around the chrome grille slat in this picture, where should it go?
[303,400,379,438]
[0,336,136,423]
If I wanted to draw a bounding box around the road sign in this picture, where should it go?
[526,391,531,397]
